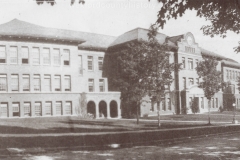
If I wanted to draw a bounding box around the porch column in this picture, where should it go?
[107,101,110,119]
[117,101,121,118]
[95,101,99,119]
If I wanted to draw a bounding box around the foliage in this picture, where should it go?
[36,0,85,5]
[104,25,179,119]
[190,97,199,114]
[195,56,222,100]
[156,0,240,53]
[75,92,87,117]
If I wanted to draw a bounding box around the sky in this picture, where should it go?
[0,0,239,62]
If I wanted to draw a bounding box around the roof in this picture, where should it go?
[221,60,240,68]
[0,19,116,49]
[109,28,176,48]
[168,34,184,45]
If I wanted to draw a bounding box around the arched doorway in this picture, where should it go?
[87,101,96,117]
[99,101,107,118]
[110,101,118,118]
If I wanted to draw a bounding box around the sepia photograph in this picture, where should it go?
[0,0,239,159]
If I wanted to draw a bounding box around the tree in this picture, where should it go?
[195,56,222,124]
[156,0,240,53]
[75,92,87,118]
[190,96,199,114]
[104,26,178,125]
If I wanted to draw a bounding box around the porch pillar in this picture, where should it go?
[95,101,99,119]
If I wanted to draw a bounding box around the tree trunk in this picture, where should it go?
[208,99,211,125]
[157,101,161,128]
[136,102,139,125]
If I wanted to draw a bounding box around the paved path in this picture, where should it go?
[2,132,240,159]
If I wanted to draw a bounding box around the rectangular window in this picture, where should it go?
[65,101,72,115]
[22,47,29,64]
[230,70,232,79]
[167,98,171,110]
[215,98,218,108]
[35,102,42,116]
[43,48,50,65]
[227,70,229,79]
[88,56,93,71]
[10,46,18,64]
[64,75,71,91]
[98,57,103,70]
[24,102,31,117]
[11,75,19,91]
[0,74,7,91]
[23,74,30,91]
[212,98,214,108]
[188,58,193,69]
[79,55,83,74]
[56,101,62,115]
[54,75,61,91]
[196,59,198,67]
[189,97,192,108]
[236,71,238,80]
[53,49,60,65]
[201,97,204,109]
[189,78,194,86]
[88,79,94,92]
[34,75,41,91]
[182,57,185,69]
[44,75,51,91]
[99,79,104,92]
[233,71,235,80]
[12,102,20,117]
[32,47,40,65]
[0,102,8,117]
[45,102,52,115]
[183,77,186,89]
[63,49,70,66]
[196,78,199,85]
[0,46,6,63]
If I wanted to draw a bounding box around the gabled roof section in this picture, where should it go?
[168,34,184,45]
[0,19,85,43]
[109,28,176,48]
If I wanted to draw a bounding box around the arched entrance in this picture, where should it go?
[99,101,107,118]
[87,101,96,117]
[110,100,118,118]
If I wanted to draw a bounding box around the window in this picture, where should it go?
[99,79,104,92]
[233,71,235,80]
[43,48,50,65]
[196,59,198,67]
[189,97,192,107]
[196,78,199,85]
[183,77,186,89]
[63,49,70,65]
[182,57,185,69]
[0,102,8,117]
[10,46,18,64]
[45,102,52,115]
[230,85,235,94]
[56,101,62,115]
[22,47,29,64]
[23,75,30,91]
[64,75,71,91]
[53,49,60,65]
[189,78,194,86]
[32,47,40,65]
[88,79,94,92]
[230,70,232,79]
[236,71,238,80]
[98,57,103,70]
[201,97,204,109]
[167,98,171,110]
[188,58,193,69]
[34,75,41,91]
[79,55,83,74]
[44,75,51,91]
[227,70,229,79]
[65,101,72,115]
[35,102,42,116]
[11,75,19,91]
[54,75,61,91]
[24,102,31,117]
[211,98,214,108]
[0,74,7,91]
[88,56,93,71]
[0,46,6,63]
[185,46,195,53]
[12,102,20,117]
[215,98,218,108]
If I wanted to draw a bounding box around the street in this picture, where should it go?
[2,132,240,160]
